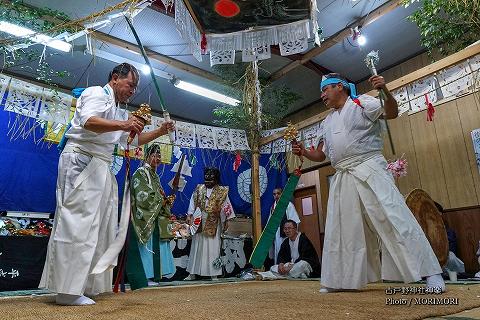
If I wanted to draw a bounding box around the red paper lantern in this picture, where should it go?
[214,0,240,18]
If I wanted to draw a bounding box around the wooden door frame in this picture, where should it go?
[318,165,336,227]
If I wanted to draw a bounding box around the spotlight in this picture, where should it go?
[357,35,367,46]
[141,65,151,75]
[351,26,367,46]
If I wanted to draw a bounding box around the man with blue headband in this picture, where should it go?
[293,73,444,293]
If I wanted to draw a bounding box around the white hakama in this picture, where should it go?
[40,84,135,295]
[318,95,442,289]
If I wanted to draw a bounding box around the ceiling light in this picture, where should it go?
[94,49,174,81]
[141,65,151,75]
[357,35,367,46]
[0,21,72,52]
[173,80,240,106]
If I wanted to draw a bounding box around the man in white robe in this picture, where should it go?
[267,188,300,264]
[184,168,235,280]
[40,63,175,305]
[293,73,445,293]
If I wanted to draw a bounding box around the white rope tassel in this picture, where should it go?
[253,61,263,130]
[311,0,321,46]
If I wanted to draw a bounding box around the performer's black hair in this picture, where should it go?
[108,62,139,83]
[284,219,298,228]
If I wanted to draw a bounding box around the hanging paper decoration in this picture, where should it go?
[408,76,437,113]
[437,61,472,98]
[4,78,43,118]
[301,123,320,150]
[43,122,66,144]
[241,45,271,63]
[214,127,233,151]
[175,0,203,61]
[386,156,408,178]
[230,129,250,150]
[278,22,310,56]
[196,124,217,149]
[168,175,187,192]
[171,157,193,177]
[471,129,480,175]
[159,0,175,10]
[210,50,236,66]
[37,89,73,124]
[391,87,410,116]
[470,54,480,72]
[152,135,173,165]
[233,151,242,172]
[175,121,197,148]
[260,127,285,154]
[0,74,11,101]
[174,0,317,66]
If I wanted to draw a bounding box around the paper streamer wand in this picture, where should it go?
[365,50,396,155]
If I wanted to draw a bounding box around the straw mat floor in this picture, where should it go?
[1,281,480,320]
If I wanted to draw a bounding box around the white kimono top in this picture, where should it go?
[66,84,137,157]
[317,95,385,166]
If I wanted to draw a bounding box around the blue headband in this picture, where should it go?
[320,78,358,99]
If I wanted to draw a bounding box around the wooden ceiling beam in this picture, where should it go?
[92,32,222,83]
[270,46,332,78]
[15,1,222,84]
[267,0,405,83]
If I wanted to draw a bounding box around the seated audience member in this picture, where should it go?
[269,220,321,279]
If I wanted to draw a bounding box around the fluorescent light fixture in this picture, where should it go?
[0,21,72,52]
[174,80,240,106]
[94,49,175,81]
[357,35,367,46]
[141,65,151,75]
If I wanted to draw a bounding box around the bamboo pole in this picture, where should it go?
[243,62,263,245]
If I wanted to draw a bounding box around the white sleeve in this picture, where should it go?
[287,202,301,224]
[359,95,383,122]
[77,87,110,126]
[221,195,235,222]
[187,192,196,216]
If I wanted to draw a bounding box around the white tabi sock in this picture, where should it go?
[319,287,340,293]
[426,274,446,292]
[56,294,96,306]
[184,274,196,281]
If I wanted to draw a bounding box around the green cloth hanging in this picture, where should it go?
[249,173,301,268]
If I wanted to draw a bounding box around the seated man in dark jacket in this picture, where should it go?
[270,220,321,278]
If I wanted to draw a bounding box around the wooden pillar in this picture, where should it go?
[251,140,262,245]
